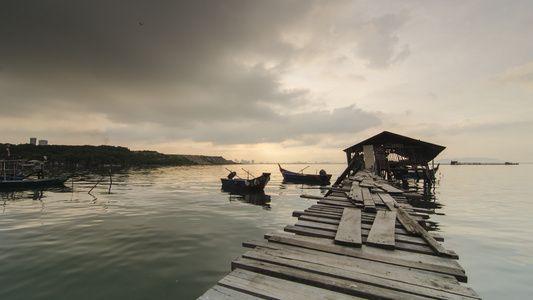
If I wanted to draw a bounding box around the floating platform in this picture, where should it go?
[199,169,480,299]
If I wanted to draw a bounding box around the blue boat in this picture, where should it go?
[0,174,73,189]
[278,164,331,184]
[0,174,27,181]
[221,170,270,192]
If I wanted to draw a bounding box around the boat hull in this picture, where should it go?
[278,165,331,185]
[221,173,270,192]
[0,174,72,189]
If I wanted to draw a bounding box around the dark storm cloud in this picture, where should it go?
[1,0,387,146]
[1,1,308,114]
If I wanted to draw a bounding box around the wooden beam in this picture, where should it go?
[396,207,458,258]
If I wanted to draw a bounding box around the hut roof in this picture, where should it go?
[344,131,446,161]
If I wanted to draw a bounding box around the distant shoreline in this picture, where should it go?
[0,143,236,167]
[449,161,519,165]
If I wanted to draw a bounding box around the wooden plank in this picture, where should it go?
[349,184,363,202]
[300,207,427,223]
[241,249,480,299]
[334,208,362,247]
[232,258,428,300]
[298,215,413,236]
[294,219,428,247]
[218,268,362,300]
[396,207,458,258]
[371,192,385,206]
[243,239,460,283]
[378,192,397,211]
[361,187,376,212]
[197,284,263,300]
[317,199,356,208]
[292,210,341,220]
[360,178,375,188]
[367,210,397,249]
[267,233,468,282]
[284,224,436,255]
[378,183,405,193]
[300,194,349,201]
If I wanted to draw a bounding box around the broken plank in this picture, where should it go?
[396,207,458,258]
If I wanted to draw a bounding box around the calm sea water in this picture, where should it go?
[1,163,532,299]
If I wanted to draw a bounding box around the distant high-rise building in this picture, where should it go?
[30,137,37,145]
[38,140,48,146]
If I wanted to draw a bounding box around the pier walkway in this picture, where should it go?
[199,170,480,299]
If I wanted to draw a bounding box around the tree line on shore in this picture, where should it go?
[1,143,235,167]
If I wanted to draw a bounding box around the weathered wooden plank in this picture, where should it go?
[334,208,362,247]
[243,245,479,299]
[243,239,460,283]
[360,178,375,188]
[378,182,405,193]
[218,268,362,300]
[396,207,458,258]
[349,184,363,202]
[299,206,427,223]
[298,214,414,237]
[310,204,346,212]
[367,210,397,249]
[361,187,377,212]
[317,199,356,208]
[320,186,351,192]
[292,210,341,220]
[285,224,436,255]
[197,284,263,300]
[371,192,385,206]
[232,257,428,300]
[241,249,480,299]
[267,233,468,282]
[378,192,397,211]
[300,194,349,201]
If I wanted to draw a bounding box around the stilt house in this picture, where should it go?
[335,131,445,185]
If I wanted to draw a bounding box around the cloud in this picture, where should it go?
[106,104,381,146]
[354,13,411,69]
[2,1,532,163]
[490,61,533,92]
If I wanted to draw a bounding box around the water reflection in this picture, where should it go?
[396,179,444,232]
[222,189,272,210]
[0,185,72,201]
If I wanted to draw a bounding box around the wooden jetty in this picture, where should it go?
[198,169,479,299]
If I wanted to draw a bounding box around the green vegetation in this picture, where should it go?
[1,143,234,167]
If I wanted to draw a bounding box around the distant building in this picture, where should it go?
[30,137,37,145]
[38,140,48,146]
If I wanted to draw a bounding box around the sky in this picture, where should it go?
[1,0,532,163]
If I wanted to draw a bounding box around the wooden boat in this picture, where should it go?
[221,169,270,192]
[278,164,331,184]
[0,174,72,189]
